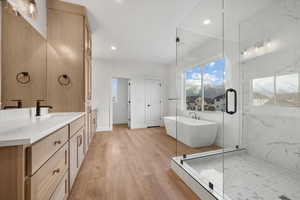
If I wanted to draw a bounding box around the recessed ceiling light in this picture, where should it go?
[115,0,123,4]
[111,45,117,51]
[203,19,211,25]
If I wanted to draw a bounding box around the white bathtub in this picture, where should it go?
[164,116,218,148]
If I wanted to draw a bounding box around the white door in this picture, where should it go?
[145,79,162,127]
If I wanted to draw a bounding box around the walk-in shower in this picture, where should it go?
[171,0,300,199]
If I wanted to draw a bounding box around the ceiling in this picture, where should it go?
[63,0,200,65]
[63,0,274,65]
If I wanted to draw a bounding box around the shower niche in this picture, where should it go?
[171,0,300,200]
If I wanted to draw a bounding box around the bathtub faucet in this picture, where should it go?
[189,111,197,119]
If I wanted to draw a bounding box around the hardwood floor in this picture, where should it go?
[68,125,219,200]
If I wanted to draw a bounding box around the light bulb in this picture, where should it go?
[203,19,211,25]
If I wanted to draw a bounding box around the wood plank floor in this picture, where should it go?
[68,125,220,200]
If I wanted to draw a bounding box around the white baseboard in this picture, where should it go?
[96,127,112,132]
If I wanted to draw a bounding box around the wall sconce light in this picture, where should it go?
[241,40,278,60]
[5,0,37,19]
[28,0,37,18]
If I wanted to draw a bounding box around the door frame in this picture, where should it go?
[144,78,163,128]
[110,77,131,130]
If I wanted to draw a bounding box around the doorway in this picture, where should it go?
[145,79,162,127]
[112,78,130,128]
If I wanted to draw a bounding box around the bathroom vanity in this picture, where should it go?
[0,111,94,200]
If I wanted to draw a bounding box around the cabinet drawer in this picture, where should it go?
[28,144,68,200]
[70,116,85,138]
[27,125,68,175]
[50,172,68,200]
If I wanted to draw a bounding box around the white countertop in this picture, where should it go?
[0,112,85,147]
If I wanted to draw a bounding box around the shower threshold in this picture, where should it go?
[171,148,300,200]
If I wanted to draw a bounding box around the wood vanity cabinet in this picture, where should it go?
[47,0,92,113]
[0,115,87,200]
[1,2,47,108]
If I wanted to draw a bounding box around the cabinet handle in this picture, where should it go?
[78,135,83,147]
[16,72,31,84]
[58,74,71,87]
[52,168,60,175]
[65,150,68,165]
[54,140,61,145]
[65,179,68,194]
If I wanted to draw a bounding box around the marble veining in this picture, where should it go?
[244,113,300,173]
[185,150,300,200]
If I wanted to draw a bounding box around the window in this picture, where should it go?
[112,79,118,103]
[203,59,225,111]
[252,73,300,107]
[252,76,275,106]
[185,58,225,112]
[185,68,202,111]
[276,73,300,107]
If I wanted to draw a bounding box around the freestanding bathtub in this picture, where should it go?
[164,116,218,147]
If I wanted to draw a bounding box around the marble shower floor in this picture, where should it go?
[185,150,300,200]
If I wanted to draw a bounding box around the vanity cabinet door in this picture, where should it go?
[77,128,85,169]
[69,127,85,190]
[50,172,68,200]
[69,133,78,189]
[47,8,84,112]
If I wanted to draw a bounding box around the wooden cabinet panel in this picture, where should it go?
[77,128,85,169]
[69,127,85,190]
[27,126,69,175]
[2,4,47,108]
[69,132,78,189]
[91,110,97,139]
[50,172,68,200]
[0,146,25,200]
[47,9,84,112]
[28,144,68,200]
[70,116,85,138]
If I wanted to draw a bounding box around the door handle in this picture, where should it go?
[225,88,237,115]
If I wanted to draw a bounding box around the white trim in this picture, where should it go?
[96,127,113,132]
[110,77,131,129]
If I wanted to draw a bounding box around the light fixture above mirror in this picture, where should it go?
[5,0,37,19]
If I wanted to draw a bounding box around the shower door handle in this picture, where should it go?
[225,88,237,115]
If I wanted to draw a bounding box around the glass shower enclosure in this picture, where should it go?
[171,0,300,200]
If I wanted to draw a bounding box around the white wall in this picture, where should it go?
[92,59,168,131]
[113,78,128,124]
[0,1,2,108]
[7,0,47,38]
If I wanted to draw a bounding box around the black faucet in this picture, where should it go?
[36,100,53,117]
[3,100,23,109]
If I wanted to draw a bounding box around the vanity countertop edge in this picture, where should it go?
[0,112,85,147]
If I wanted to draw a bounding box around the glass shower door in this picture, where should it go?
[223,0,300,199]
[174,0,226,198]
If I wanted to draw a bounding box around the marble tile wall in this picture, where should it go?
[240,0,300,174]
